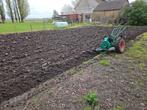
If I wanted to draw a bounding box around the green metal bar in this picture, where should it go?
[111,26,126,40]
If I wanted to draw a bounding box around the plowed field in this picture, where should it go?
[0,26,147,103]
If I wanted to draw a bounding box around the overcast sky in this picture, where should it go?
[27,0,73,18]
[27,0,135,18]
[4,0,135,18]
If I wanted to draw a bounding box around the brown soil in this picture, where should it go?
[1,53,147,110]
[0,26,147,104]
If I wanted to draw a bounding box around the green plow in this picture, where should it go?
[96,26,127,53]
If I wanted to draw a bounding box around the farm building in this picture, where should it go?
[92,0,129,23]
[74,0,103,22]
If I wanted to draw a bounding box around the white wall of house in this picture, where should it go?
[75,0,102,22]
[75,0,99,14]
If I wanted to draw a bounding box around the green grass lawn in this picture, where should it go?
[0,21,57,34]
[0,21,95,34]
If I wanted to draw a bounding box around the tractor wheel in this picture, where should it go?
[116,38,126,53]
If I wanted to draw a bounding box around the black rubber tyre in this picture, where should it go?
[115,38,126,53]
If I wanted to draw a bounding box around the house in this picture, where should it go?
[92,0,129,23]
[74,0,103,22]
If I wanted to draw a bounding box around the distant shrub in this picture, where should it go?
[48,19,53,23]
[117,0,147,25]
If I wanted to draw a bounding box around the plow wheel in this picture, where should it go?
[116,38,126,53]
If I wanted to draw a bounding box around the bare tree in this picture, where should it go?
[52,10,59,18]
[61,0,79,15]
[13,0,17,21]
[17,0,29,22]
[13,0,21,22]
[0,0,5,23]
[72,0,79,7]
[15,0,21,22]
[61,4,74,15]
[6,0,14,23]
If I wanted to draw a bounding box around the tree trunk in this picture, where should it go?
[6,0,15,23]
[14,0,21,22]
[0,0,5,23]
[21,18,24,22]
